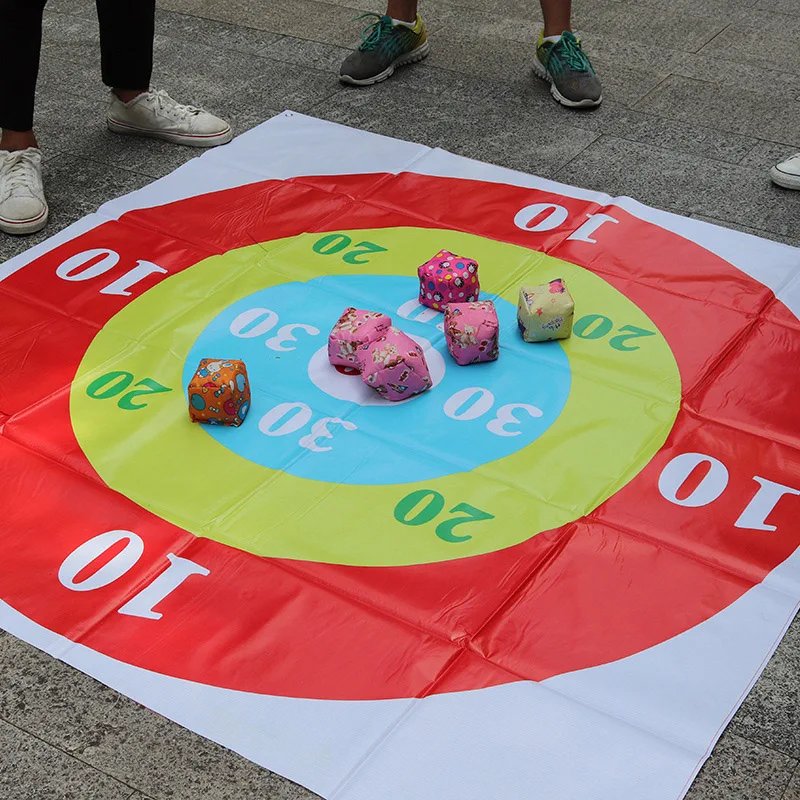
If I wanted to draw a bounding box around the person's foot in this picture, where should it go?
[106,89,233,147]
[533,30,602,108]
[340,13,429,86]
[770,152,800,190]
[0,148,49,236]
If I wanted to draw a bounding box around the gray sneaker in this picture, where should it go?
[533,30,602,108]
[340,13,430,86]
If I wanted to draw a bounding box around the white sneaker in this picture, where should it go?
[770,152,800,191]
[0,148,49,236]
[106,89,233,148]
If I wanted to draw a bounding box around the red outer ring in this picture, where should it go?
[0,173,798,700]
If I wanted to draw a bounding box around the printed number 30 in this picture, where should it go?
[394,489,494,543]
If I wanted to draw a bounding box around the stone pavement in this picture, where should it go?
[0,0,798,797]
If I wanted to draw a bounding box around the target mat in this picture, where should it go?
[1,112,799,800]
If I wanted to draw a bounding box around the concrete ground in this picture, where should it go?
[0,0,798,797]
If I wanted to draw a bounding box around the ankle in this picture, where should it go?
[1,129,39,152]
[113,88,148,104]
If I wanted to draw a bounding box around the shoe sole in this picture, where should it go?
[532,56,602,108]
[339,40,431,87]
[0,205,49,236]
[106,118,234,147]
[770,166,800,191]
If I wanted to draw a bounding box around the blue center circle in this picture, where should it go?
[184,275,572,485]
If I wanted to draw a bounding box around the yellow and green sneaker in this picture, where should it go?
[340,13,429,86]
[533,30,602,108]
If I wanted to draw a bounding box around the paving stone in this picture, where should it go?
[150,35,340,118]
[754,0,800,13]
[322,0,540,13]
[44,4,281,61]
[587,105,758,163]
[502,80,760,162]
[294,0,462,36]
[315,82,599,176]
[740,140,800,172]
[41,9,101,67]
[0,632,148,755]
[0,634,319,800]
[425,30,538,82]
[45,154,154,213]
[784,764,800,800]
[585,61,669,109]
[634,75,800,148]
[384,63,527,106]
[582,0,735,53]
[426,0,544,44]
[683,731,797,800]
[667,49,800,102]
[0,717,133,800]
[613,0,755,15]
[698,11,800,75]
[555,135,800,237]
[585,30,800,102]
[260,35,354,73]
[728,613,800,758]
[45,0,96,18]
[155,8,283,54]
[72,694,321,800]
[36,42,108,103]
[416,25,668,109]
[157,0,359,47]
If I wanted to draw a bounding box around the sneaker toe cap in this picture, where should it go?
[774,155,800,176]
[191,112,231,136]
[340,51,382,81]
[557,74,602,103]
[0,195,46,224]
[770,161,800,189]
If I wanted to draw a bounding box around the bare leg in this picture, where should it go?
[0,129,38,151]
[112,89,147,103]
[386,0,417,20]
[540,0,572,37]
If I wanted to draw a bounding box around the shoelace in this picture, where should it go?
[2,150,39,196]
[548,34,594,76]
[147,89,202,122]
[355,13,396,51]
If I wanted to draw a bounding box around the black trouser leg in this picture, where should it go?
[0,0,48,132]
[96,0,155,91]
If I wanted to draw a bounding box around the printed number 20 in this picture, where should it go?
[86,371,171,410]
[312,234,387,264]
[573,314,655,352]
[394,489,494,543]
